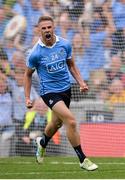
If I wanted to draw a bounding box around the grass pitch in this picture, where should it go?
[0,156,125,179]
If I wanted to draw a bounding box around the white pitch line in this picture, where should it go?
[1,168,125,176]
[0,171,79,176]
[50,161,125,165]
[1,161,125,165]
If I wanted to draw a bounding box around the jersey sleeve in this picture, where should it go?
[26,49,37,69]
[66,41,72,60]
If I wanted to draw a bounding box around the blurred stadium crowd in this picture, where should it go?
[1,0,125,156]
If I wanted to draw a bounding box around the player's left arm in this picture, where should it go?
[67,57,88,92]
[24,67,35,108]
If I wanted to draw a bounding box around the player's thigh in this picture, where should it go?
[52,100,75,125]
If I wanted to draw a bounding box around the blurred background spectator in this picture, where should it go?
[88,68,108,99]
[55,10,76,42]
[111,0,125,54]
[0,7,8,41]
[0,71,14,157]
[0,46,11,75]
[108,78,125,109]
[105,54,122,84]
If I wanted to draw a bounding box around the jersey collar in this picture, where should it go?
[38,35,59,48]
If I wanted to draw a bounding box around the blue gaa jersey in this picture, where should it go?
[26,36,72,96]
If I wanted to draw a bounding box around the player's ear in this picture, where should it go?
[37,26,42,36]
[37,22,41,31]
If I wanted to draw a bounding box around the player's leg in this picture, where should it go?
[52,101,81,146]
[36,111,62,163]
[52,101,98,171]
[44,111,62,138]
[39,111,62,148]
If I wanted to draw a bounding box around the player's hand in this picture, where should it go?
[80,81,88,92]
[22,136,30,144]
[25,97,33,109]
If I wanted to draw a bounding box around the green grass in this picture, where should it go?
[0,156,125,179]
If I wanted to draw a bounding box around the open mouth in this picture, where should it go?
[45,33,51,40]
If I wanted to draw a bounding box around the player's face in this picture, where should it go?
[38,20,54,44]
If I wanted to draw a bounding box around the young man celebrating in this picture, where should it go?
[24,16,98,171]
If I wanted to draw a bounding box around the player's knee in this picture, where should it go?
[68,119,77,129]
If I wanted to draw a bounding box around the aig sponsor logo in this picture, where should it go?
[46,60,65,73]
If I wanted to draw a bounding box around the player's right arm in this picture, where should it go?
[24,67,35,108]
